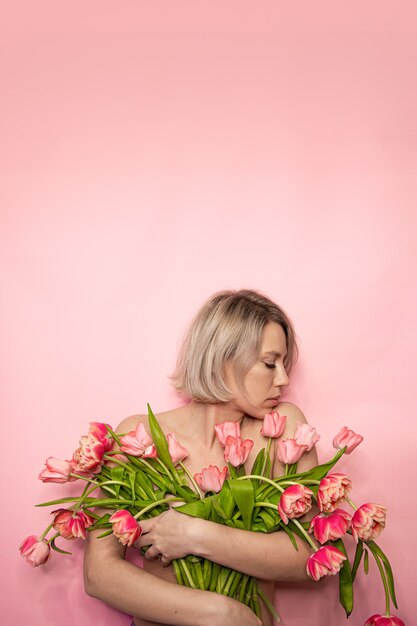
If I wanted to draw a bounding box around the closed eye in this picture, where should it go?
[264,363,276,369]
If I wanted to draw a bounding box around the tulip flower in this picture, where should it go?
[224,435,254,467]
[351,503,387,543]
[109,510,142,546]
[294,422,320,451]
[276,438,308,464]
[317,473,352,513]
[72,435,105,474]
[278,484,314,524]
[52,508,94,540]
[194,465,228,493]
[120,423,157,458]
[261,411,286,438]
[365,614,405,625]
[309,508,351,544]
[214,421,241,446]
[333,426,363,454]
[19,535,50,567]
[38,457,77,483]
[167,432,188,464]
[88,422,114,452]
[306,545,347,581]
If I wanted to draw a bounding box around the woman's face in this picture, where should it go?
[224,321,290,419]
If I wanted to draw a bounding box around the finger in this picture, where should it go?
[143,545,160,560]
[160,556,171,567]
[134,533,153,549]
[137,519,153,534]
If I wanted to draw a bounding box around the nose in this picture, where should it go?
[274,364,289,388]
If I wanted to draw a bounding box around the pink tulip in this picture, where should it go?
[261,411,287,438]
[317,473,352,513]
[215,421,241,446]
[333,426,363,454]
[88,422,114,452]
[120,423,157,458]
[365,614,405,625]
[294,422,320,451]
[309,508,351,544]
[109,510,142,546]
[52,508,94,540]
[278,484,314,524]
[276,438,308,464]
[224,435,254,467]
[167,432,188,464]
[38,457,77,483]
[72,435,105,475]
[19,535,50,567]
[306,545,347,581]
[194,465,228,493]
[351,503,387,542]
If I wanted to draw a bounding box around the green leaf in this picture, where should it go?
[333,539,353,617]
[257,508,279,532]
[367,541,398,609]
[147,403,177,474]
[212,500,227,520]
[225,519,245,530]
[110,466,125,497]
[176,500,210,519]
[229,479,254,530]
[364,548,369,575]
[251,449,266,475]
[96,529,114,539]
[218,481,236,520]
[351,540,364,582]
[277,448,346,483]
[279,522,299,550]
[50,539,72,555]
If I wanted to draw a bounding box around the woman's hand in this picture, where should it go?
[134,509,203,565]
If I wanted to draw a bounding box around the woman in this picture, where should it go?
[84,289,318,626]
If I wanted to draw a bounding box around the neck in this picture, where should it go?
[185,400,245,446]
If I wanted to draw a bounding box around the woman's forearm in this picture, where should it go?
[190,518,313,582]
[84,552,221,626]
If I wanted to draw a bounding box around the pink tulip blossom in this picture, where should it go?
[294,422,320,451]
[224,435,254,467]
[261,411,287,438]
[109,510,142,546]
[194,465,228,493]
[333,426,363,454]
[167,432,188,464]
[215,421,241,446]
[120,423,157,458]
[88,422,114,452]
[276,438,308,465]
[317,473,352,513]
[19,535,50,567]
[306,545,347,581]
[72,435,105,475]
[38,457,77,483]
[309,508,351,544]
[278,484,314,524]
[351,503,387,543]
[365,614,405,626]
[52,508,94,540]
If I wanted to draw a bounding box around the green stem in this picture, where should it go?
[257,585,281,623]
[290,518,318,551]
[133,497,185,519]
[40,521,55,541]
[372,551,391,616]
[345,496,357,510]
[179,462,203,498]
[103,454,133,472]
[237,474,284,492]
[73,481,95,513]
[260,439,272,477]
[179,559,197,588]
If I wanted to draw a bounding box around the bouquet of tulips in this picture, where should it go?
[20,405,404,626]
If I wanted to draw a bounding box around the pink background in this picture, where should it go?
[1,2,416,624]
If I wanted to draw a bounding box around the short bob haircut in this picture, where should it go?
[171,289,298,403]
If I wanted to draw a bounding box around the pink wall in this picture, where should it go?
[1,3,415,625]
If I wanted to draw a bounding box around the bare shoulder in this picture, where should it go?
[115,413,148,435]
[277,401,308,437]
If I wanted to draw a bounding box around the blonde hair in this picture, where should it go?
[171,289,298,403]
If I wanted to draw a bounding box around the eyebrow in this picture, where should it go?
[262,351,287,358]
